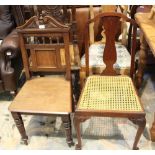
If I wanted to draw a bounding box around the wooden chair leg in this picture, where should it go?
[150,113,155,141]
[11,112,28,145]
[74,115,82,150]
[130,117,146,150]
[74,115,89,150]
[61,114,74,147]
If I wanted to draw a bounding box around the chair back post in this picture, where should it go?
[130,23,137,79]
[84,23,90,77]
[64,32,71,80]
[18,33,31,80]
[84,12,137,78]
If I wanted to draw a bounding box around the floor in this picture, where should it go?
[0,71,155,150]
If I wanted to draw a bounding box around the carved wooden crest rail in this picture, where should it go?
[16,15,71,80]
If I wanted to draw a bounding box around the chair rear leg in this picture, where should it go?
[61,114,74,147]
[11,112,28,145]
[130,117,146,150]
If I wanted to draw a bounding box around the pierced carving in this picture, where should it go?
[17,15,69,30]
[37,5,64,22]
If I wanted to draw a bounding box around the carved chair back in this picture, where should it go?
[17,15,71,80]
[33,6,77,43]
[89,6,129,46]
[84,12,137,78]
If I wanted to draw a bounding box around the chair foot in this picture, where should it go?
[20,138,28,145]
[68,141,75,147]
[133,146,139,150]
[74,115,89,150]
[75,144,82,150]
[129,117,146,150]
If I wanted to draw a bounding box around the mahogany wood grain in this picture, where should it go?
[9,77,72,114]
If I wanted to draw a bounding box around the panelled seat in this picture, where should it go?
[9,76,72,114]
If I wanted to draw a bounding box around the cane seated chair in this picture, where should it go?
[74,12,146,150]
[80,5,129,87]
[8,15,75,147]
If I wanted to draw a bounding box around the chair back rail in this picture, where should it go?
[17,15,71,80]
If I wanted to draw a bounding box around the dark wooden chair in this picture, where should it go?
[74,12,146,150]
[8,15,75,147]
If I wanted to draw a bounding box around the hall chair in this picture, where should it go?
[80,5,129,88]
[8,15,75,147]
[74,12,146,150]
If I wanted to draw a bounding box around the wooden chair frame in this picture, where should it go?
[9,15,75,147]
[74,12,146,150]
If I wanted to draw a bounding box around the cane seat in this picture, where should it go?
[78,76,143,112]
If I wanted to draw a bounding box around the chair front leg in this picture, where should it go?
[74,115,89,150]
[129,117,146,150]
[61,114,74,147]
[11,112,28,145]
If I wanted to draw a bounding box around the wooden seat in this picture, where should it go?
[74,12,146,150]
[9,76,71,114]
[8,15,75,147]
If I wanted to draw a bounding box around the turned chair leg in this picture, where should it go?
[11,112,28,145]
[130,117,146,150]
[61,114,74,147]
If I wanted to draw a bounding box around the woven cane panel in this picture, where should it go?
[78,76,143,112]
